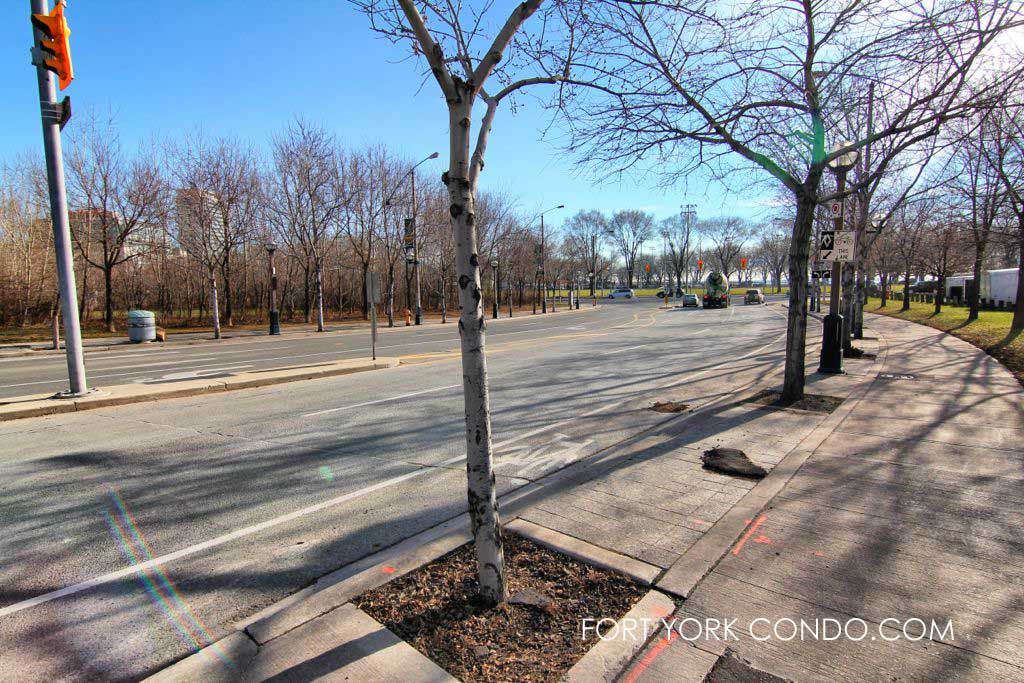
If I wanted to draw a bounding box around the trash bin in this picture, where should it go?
[127,310,156,343]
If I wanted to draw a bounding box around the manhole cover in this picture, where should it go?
[877,373,915,380]
[649,401,690,413]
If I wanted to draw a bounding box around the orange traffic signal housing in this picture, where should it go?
[740,257,748,269]
[31,2,74,90]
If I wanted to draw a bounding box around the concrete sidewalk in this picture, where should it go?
[623,313,1024,681]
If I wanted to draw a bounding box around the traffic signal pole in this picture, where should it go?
[31,0,87,396]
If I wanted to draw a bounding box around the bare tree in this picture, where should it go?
[568,0,1024,400]
[268,120,348,332]
[698,217,751,282]
[921,211,968,314]
[171,135,259,338]
[985,102,1024,331]
[66,114,168,331]
[564,210,609,295]
[891,202,930,311]
[608,209,652,288]
[949,115,1010,320]
[662,209,694,292]
[350,0,587,601]
[757,227,789,294]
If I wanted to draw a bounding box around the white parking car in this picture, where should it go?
[608,287,635,299]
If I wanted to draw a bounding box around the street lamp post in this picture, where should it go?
[854,213,886,338]
[490,258,499,319]
[410,152,438,325]
[266,242,280,335]
[819,141,859,374]
[538,204,564,314]
[682,204,697,293]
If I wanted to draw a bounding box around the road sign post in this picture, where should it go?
[367,272,381,360]
[31,0,87,397]
[820,142,859,374]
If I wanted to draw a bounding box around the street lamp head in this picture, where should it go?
[428,152,440,160]
[827,141,859,172]
[870,213,887,231]
[490,259,499,267]
[556,204,565,209]
[265,242,277,254]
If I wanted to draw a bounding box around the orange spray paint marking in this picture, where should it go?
[381,565,396,574]
[650,605,672,619]
[692,519,710,526]
[732,515,767,556]
[753,535,772,545]
[623,631,679,683]
[810,551,825,558]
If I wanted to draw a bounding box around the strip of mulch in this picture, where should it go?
[356,533,648,682]
[744,389,843,414]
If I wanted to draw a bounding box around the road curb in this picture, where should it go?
[563,589,676,683]
[0,358,398,422]
[506,518,661,585]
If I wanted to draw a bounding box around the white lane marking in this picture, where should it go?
[0,349,184,364]
[138,365,254,383]
[596,342,657,356]
[303,384,461,417]
[0,359,260,389]
[90,357,218,372]
[0,463,450,619]
[0,314,779,618]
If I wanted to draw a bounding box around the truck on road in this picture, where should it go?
[703,272,731,309]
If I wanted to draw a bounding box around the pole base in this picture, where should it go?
[818,314,844,374]
[53,388,106,400]
[269,311,281,335]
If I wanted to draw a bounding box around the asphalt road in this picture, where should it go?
[0,305,612,399]
[0,298,790,681]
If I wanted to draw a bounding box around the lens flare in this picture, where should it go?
[105,489,233,668]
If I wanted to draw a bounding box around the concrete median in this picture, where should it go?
[0,357,398,422]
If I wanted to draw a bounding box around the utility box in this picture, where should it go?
[127,310,156,343]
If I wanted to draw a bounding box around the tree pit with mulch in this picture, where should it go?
[744,389,844,414]
[356,533,648,682]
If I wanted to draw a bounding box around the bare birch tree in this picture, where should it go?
[350,0,588,602]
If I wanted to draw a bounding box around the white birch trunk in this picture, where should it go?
[315,259,325,333]
[210,276,222,340]
[448,98,506,603]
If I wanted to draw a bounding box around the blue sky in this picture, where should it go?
[0,1,769,228]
